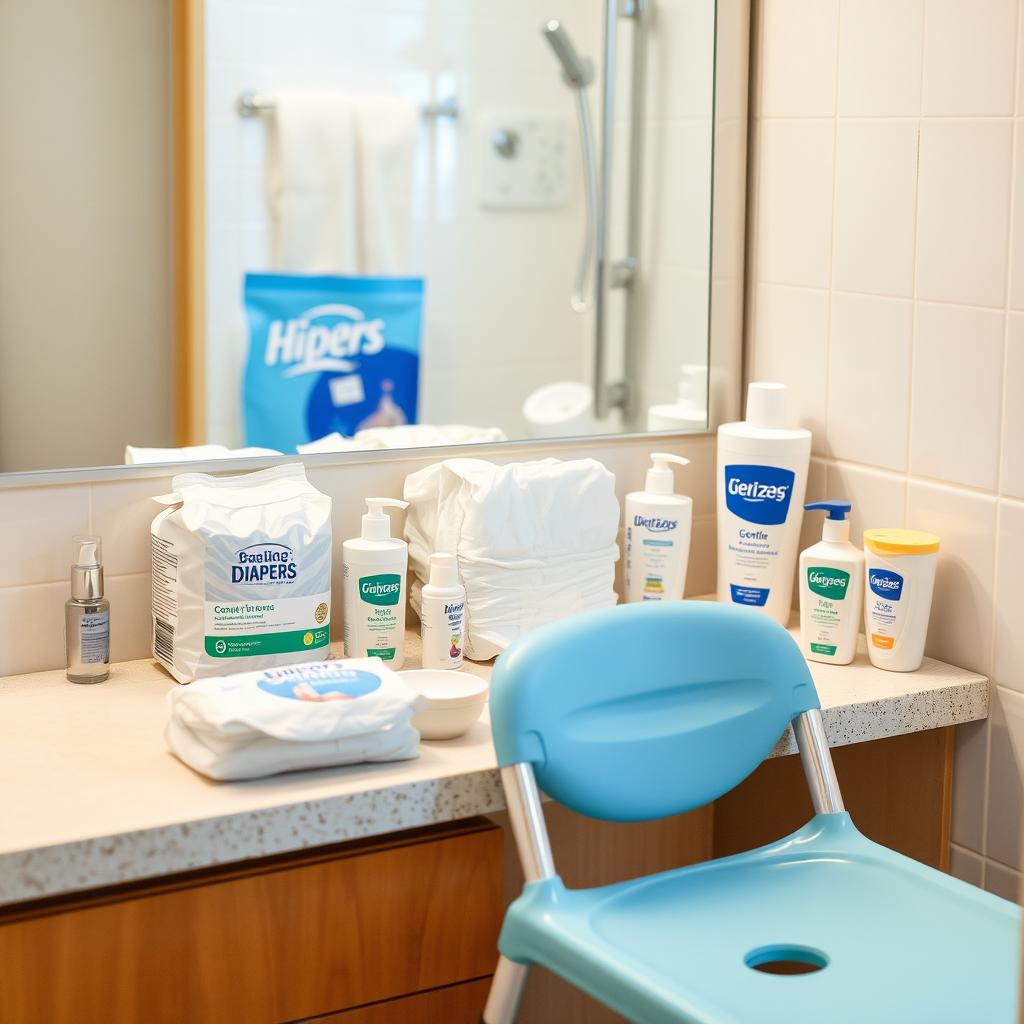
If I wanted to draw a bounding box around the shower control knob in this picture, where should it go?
[492,129,521,159]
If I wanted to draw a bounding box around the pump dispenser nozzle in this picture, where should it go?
[361,497,409,541]
[804,499,853,543]
[645,452,690,495]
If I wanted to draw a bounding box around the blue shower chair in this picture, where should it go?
[482,601,1020,1024]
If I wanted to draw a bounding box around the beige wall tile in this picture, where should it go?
[106,573,153,663]
[994,499,1024,693]
[915,119,1013,309]
[952,719,990,853]
[1001,315,1024,498]
[0,485,90,587]
[749,283,830,445]
[826,461,908,547]
[760,0,839,117]
[910,302,1004,491]
[1008,128,1024,311]
[949,843,985,887]
[907,480,997,676]
[0,582,68,676]
[91,476,173,577]
[987,686,1024,871]
[985,860,1023,903]
[832,120,919,298]
[828,293,912,470]
[921,0,1018,116]
[837,0,923,116]
[754,119,836,289]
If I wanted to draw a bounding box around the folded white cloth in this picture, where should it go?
[296,424,508,455]
[126,445,280,465]
[404,458,620,660]
[166,659,423,781]
[266,92,416,274]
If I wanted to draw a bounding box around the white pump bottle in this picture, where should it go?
[624,453,692,603]
[343,498,409,667]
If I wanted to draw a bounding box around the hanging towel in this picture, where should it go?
[353,95,418,273]
[266,92,417,274]
[266,92,360,272]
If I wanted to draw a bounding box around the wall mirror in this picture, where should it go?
[0,0,746,476]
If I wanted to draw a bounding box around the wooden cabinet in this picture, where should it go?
[0,819,502,1024]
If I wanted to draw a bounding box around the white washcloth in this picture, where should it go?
[165,659,423,781]
[125,444,280,465]
[266,92,416,273]
[296,424,508,455]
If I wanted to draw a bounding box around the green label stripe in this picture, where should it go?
[810,642,837,656]
[205,626,330,658]
[359,573,402,607]
[367,648,396,660]
[806,566,850,600]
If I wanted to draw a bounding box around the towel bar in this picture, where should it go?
[236,91,459,120]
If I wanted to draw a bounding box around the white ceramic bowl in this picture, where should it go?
[401,669,488,740]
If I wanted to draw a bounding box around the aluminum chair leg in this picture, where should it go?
[482,955,530,1024]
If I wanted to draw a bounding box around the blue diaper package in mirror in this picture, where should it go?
[243,273,424,452]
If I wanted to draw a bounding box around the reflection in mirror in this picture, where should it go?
[0,0,723,474]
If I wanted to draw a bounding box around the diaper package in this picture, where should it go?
[151,463,332,684]
[404,458,620,659]
[166,659,423,780]
[243,272,424,453]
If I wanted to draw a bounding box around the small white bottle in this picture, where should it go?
[343,498,409,668]
[624,453,693,603]
[799,501,864,665]
[420,553,467,670]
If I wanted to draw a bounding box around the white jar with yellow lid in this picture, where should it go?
[862,528,941,672]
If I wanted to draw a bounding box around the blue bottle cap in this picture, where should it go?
[804,500,852,521]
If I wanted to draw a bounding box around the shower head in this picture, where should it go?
[542,20,594,88]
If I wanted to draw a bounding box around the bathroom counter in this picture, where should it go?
[0,628,987,907]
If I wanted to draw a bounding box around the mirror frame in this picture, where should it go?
[0,0,748,491]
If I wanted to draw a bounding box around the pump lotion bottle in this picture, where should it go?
[624,453,692,602]
[717,382,811,625]
[343,498,409,668]
[65,535,110,683]
[799,501,864,665]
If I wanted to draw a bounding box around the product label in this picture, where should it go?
[359,574,402,606]
[202,529,331,660]
[80,612,110,665]
[625,514,683,601]
[866,564,906,652]
[810,642,837,656]
[422,597,465,668]
[807,567,850,601]
[724,464,795,526]
[257,664,381,701]
[730,584,769,607]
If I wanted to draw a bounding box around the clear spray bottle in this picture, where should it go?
[65,535,110,683]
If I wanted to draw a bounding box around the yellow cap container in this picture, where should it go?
[863,528,940,557]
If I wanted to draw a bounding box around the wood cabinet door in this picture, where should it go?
[0,819,502,1024]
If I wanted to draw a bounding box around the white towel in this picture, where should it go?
[266,92,417,274]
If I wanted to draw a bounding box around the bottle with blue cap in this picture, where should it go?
[798,499,865,665]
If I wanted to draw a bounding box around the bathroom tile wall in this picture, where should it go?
[203,0,600,445]
[747,0,1024,897]
[203,0,717,445]
[0,433,718,678]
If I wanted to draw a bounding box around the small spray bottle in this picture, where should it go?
[65,535,110,683]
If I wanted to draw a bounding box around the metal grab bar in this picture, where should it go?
[236,91,459,120]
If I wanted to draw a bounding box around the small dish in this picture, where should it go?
[400,669,488,740]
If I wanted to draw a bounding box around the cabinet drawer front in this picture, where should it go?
[317,977,492,1023]
[0,821,502,1024]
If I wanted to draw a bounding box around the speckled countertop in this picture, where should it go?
[0,625,987,908]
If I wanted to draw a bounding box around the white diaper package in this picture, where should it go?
[151,463,332,684]
[166,659,423,780]
[404,458,620,659]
